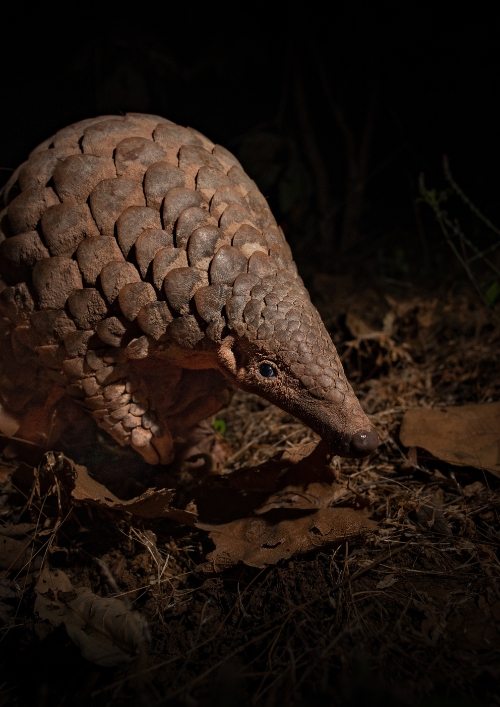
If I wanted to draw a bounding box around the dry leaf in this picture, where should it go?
[0,602,13,624]
[415,504,452,535]
[280,440,323,464]
[196,441,377,569]
[346,310,375,337]
[400,403,500,476]
[463,481,485,497]
[200,508,377,571]
[0,583,18,599]
[175,419,232,473]
[455,538,476,553]
[72,465,186,520]
[42,453,198,524]
[0,577,17,625]
[0,463,14,484]
[35,565,74,597]
[376,574,398,589]
[0,523,37,537]
[0,535,35,571]
[255,481,346,514]
[35,567,149,667]
[64,589,150,667]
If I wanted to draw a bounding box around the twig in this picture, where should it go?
[443,155,500,239]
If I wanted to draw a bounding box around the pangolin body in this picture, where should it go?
[0,113,378,465]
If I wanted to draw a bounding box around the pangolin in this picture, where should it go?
[0,113,378,466]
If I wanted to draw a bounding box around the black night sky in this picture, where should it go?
[2,4,500,281]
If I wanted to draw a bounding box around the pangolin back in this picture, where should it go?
[0,113,378,465]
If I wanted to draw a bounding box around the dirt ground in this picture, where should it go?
[0,273,499,707]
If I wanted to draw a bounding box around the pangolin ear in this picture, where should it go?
[217,336,238,376]
[217,336,250,377]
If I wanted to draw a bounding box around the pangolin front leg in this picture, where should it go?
[75,356,233,465]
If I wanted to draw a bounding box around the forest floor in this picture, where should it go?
[0,272,499,707]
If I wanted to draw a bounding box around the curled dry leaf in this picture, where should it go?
[254,481,346,514]
[71,463,185,520]
[463,481,485,497]
[0,576,18,625]
[175,418,232,473]
[415,504,452,535]
[0,463,13,484]
[400,402,500,477]
[0,602,13,625]
[0,535,35,571]
[0,523,37,537]
[376,574,398,589]
[35,566,149,667]
[0,582,18,600]
[345,309,376,338]
[43,453,198,523]
[199,508,377,571]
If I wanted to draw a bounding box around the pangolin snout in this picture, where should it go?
[347,428,380,457]
[320,426,379,458]
[297,394,379,459]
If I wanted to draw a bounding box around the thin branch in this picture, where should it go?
[418,172,500,312]
[443,155,500,239]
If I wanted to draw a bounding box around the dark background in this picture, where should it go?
[2,4,499,285]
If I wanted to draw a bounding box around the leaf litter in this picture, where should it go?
[34,566,149,667]
[0,276,499,705]
[400,402,500,475]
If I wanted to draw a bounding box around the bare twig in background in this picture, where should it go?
[419,159,500,314]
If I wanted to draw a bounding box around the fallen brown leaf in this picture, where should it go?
[200,508,377,571]
[254,481,346,514]
[0,576,19,625]
[0,523,37,537]
[0,535,35,571]
[35,567,149,667]
[376,574,398,589]
[0,463,13,484]
[43,453,198,524]
[71,464,191,521]
[415,504,452,535]
[400,402,500,476]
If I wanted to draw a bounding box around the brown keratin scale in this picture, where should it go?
[0,113,378,465]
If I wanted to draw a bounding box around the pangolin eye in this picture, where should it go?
[259,363,277,378]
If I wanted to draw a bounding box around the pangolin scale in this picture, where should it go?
[0,113,378,465]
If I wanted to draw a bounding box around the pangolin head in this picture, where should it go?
[216,269,379,458]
